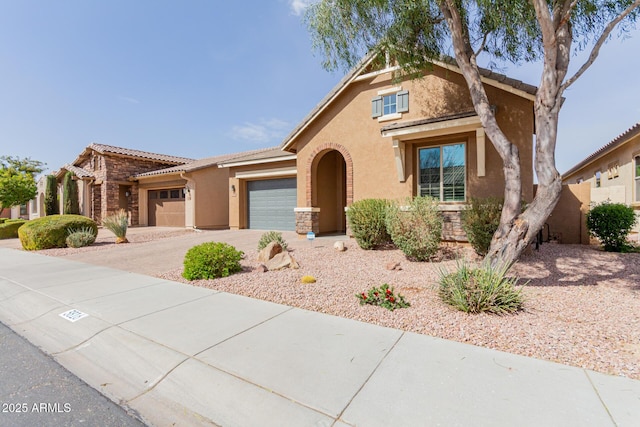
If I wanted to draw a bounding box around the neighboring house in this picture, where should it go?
[133,153,238,228]
[273,54,537,239]
[562,122,640,234]
[36,143,194,225]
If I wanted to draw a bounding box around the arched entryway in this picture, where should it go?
[313,150,347,234]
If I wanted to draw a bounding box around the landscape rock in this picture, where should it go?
[257,242,282,263]
[333,241,345,252]
[386,261,402,271]
[265,252,299,271]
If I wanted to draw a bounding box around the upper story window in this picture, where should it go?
[595,171,601,188]
[418,143,466,202]
[372,87,409,121]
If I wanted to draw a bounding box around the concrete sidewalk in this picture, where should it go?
[1,248,639,426]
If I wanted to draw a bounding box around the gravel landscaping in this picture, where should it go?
[28,228,639,380]
[158,240,640,380]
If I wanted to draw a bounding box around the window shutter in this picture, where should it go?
[397,90,409,113]
[371,96,383,118]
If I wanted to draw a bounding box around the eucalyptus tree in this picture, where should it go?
[306,0,640,267]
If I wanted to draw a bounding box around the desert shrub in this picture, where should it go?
[461,197,503,256]
[257,231,288,251]
[586,201,638,252]
[102,209,129,243]
[438,261,524,314]
[346,199,392,249]
[182,242,244,280]
[385,196,442,261]
[301,275,316,284]
[65,227,97,248]
[0,219,27,239]
[18,215,97,250]
[356,283,410,311]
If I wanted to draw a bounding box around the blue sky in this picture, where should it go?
[1,0,639,177]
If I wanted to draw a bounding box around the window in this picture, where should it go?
[383,94,397,115]
[372,90,409,118]
[635,156,640,202]
[170,189,181,199]
[595,171,601,188]
[19,204,27,216]
[159,190,168,199]
[608,162,619,179]
[418,143,465,202]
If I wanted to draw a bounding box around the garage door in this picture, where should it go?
[247,178,296,231]
[148,189,185,227]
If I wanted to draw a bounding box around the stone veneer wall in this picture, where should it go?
[441,210,467,242]
[295,210,320,234]
[78,152,184,225]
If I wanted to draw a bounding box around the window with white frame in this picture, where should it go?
[635,156,640,202]
[418,143,466,202]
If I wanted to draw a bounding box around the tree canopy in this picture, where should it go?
[306,0,640,267]
[0,156,46,210]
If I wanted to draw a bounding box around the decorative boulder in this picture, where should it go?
[257,241,282,263]
[386,261,402,271]
[265,252,299,271]
[333,241,346,252]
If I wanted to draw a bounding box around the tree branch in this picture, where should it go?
[562,0,640,91]
[474,30,490,57]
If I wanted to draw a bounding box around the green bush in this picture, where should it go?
[0,219,27,239]
[102,209,129,243]
[257,231,288,251]
[461,197,503,256]
[18,215,97,250]
[0,218,6,224]
[347,199,392,249]
[438,261,525,314]
[356,283,410,311]
[385,196,442,261]
[586,201,638,252]
[65,227,97,248]
[183,242,244,280]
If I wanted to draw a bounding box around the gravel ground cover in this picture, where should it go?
[158,241,640,380]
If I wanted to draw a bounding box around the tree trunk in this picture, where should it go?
[442,0,568,268]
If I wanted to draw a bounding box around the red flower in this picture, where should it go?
[390,297,395,303]
[361,293,367,299]
[386,289,392,295]
[374,292,379,296]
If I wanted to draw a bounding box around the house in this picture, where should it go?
[34,143,194,225]
[562,122,640,235]
[237,54,538,239]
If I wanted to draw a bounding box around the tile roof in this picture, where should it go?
[56,164,94,179]
[380,110,478,132]
[563,122,640,178]
[134,147,290,178]
[80,143,194,165]
[218,147,294,166]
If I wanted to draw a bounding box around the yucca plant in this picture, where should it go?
[102,209,129,243]
[438,260,525,314]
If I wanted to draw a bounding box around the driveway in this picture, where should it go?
[1,227,347,276]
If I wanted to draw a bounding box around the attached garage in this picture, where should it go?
[148,189,185,227]
[247,178,296,231]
